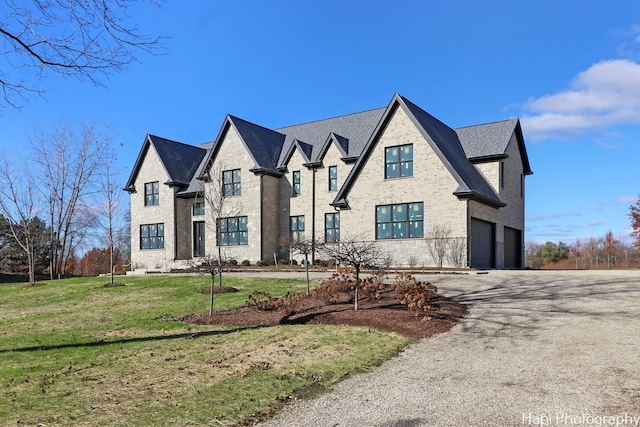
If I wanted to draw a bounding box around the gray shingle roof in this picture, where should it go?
[455,118,518,159]
[275,108,386,166]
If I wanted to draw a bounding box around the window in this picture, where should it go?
[218,216,248,246]
[500,162,505,188]
[385,144,413,178]
[140,223,165,249]
[193,201,205,216]
[290,215,305,241]
[325,212,340,243]
[144,182,159,206]
[292,171,301,195]
[328,166,338,191]
[376,202,423,239]
[223,169,241,196]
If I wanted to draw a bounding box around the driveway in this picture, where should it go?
[259,270,640,426]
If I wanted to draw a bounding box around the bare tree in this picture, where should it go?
[31,121,112,279]
[320,235,384,310]
[0,0,165,108]
[0,161,42,282]
[198,164,241,314]
[93,159,125,284]
[282,236,314,295]
[425,224,451,268]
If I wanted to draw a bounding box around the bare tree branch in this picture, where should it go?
[0,0,166,107]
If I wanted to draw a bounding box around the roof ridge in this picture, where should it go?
[275,107,387,130]
[455,117,518,130]
[148,134,207,151]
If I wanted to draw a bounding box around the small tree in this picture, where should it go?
[320,235,384,310]
[198,164,241,314]
[629,196,640,248]
[282,236,314,295]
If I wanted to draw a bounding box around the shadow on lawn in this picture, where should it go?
[1,326,264,353]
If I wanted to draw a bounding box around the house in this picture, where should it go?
[124,93,532,271]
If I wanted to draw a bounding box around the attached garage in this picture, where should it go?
[504,226,522,269]
[470,218,495,269]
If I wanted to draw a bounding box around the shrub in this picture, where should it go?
[394,273,438,312]
[245,290,302,315]
[256,260,267,267]
[278,259,289,266]
[241,260,251,266]
[227,259,238,266]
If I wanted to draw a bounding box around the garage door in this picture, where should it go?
[504,226,522,269]
[470,218,495,269]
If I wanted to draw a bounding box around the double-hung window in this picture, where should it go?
[376,202,423,239]
[328,166,338,191]
[290,215,305,241]
[223,169,241,196]
[292,171,301,195]
[218,216,248,246]
[325,212,340,243]
[385,144,413,178]
[140,223,165,249]
[144,182,159,206]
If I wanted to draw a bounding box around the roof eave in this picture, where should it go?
[249,167,283,177]
[454,190,506,208]
[469,154,509,164]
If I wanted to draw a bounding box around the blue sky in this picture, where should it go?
[1,0,639,245]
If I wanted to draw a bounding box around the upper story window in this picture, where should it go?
[193,201,205,216]
[144,181,159,206]
[223,169,241,196]
[293,171,301,195]
[140,223,164,249]
[385,144,413,179]
[376,202,423,240]
[328,166,338,191]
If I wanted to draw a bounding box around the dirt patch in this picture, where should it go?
[22,283,47,288]
[96,283,126,288]
[187,287,467,339]
[200,286,240,295]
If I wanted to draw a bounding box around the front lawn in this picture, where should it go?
[0,275,412,426]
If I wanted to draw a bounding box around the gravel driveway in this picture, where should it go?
[259,270,640,427]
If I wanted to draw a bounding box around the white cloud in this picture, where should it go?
[521,59,640,140]
[616,196,637,204]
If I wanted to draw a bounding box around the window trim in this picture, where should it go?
[193,201,205,216]
[144,181,159,206]
[328,166,338,191]
[325,212,340,243]
[292,170,301,195]
[217,216,248,246]
[384,144,414,179]
[375,202,423,240]
[222,169,241,197]
[140,223,165,249]
[290,215,305,241]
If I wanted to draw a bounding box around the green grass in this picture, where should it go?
[0,275,413,426]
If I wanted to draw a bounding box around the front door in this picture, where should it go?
[193,221,205,257]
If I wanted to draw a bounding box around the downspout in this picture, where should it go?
[259,173,264,262]
[466,200,471,268]
[311,168,316,264]
[173,187,178,263]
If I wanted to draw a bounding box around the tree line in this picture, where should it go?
[0,122,129,282]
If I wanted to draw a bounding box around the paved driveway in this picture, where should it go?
[259,270,640,426]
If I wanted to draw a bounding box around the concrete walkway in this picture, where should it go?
[259,270,640,426]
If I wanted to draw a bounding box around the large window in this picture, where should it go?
[385,144,413,179]
[328,166,338,191]
[376,202,423,239]
[325,212,340,243]
[218,216,248,246]
[193,201,205,216]
[223,169,241,196]
[144,181,159,206]
[290,215,305,241]
[292,171,301,195]
[140,223,165,249]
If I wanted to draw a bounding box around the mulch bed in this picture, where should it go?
[187,287,468,339]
